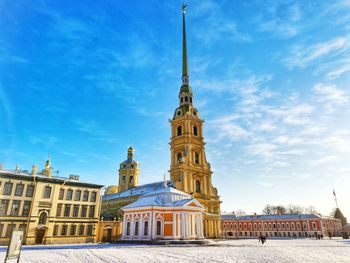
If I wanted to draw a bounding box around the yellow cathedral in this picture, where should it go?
[169,4,221,238]
[102,4,221,239]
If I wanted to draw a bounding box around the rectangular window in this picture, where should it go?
[5,224,15,237]
[89,206,95,218]
[58,189,65,200]
[56,204,62,217]
[83,191,89,202]
[87,225,93,236]
[194,152,199,164]
[74,190,81,201]
[26,185,34,197]
[193,126,198,136]
[0,224,4,237]
[129,176,133,184]
[126,222,130,236]
[10,200,21,216]
[64,205,71,217]
[73,205,79,217]
[14,184,24,196]
[81,205,87,217]
[156,221,161,235]
[19,224,26,231]
[61,225,67,236]
[22,201,31,216]
[53,225,59,236]
[195,180,201,193]
[3,182,13,195]
[78,225,85,236]
[70,225,76,236]
[134,221,139,236]
[144,221,148,236]
[66,189,73,200]
[43,186,52,199]
[90,192,97,202]
[0,200,9,215]
[177,126,182,136]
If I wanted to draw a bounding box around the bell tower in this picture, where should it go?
[169,4,221,238]
[118,146,140,192]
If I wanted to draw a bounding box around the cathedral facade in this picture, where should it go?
[169,5,221,238]
[102,5,221,239]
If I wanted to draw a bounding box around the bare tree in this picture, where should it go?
[262,204,273,215]
[286,204,304,214]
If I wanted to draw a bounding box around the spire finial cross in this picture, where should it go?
[182,3,187,13]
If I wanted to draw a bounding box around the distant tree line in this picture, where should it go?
[261,204,320,215]
[231,204,320,216]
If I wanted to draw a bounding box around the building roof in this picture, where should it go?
[221,214,326,221]
[103,180,173,201]
[121,185,203,210]
[0,170,103,189]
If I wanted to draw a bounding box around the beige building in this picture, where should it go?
[0,161,103,245]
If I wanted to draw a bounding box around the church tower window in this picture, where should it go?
[194,152,199,164]
[129,176,133,183]
[181,97,183,103]
[177,126,182,136]
[193,126,198,136]
[195,180,201,193]
[177,152,183,164]
[185,96,188,102]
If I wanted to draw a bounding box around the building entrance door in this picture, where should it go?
[35,229,45,244]
[102,228,112,242]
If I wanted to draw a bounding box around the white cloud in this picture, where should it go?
[284,36,349,69]
[247,143,277,157]
[313,83,348,106]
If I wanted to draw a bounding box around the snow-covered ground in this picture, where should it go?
[1,238,349,263]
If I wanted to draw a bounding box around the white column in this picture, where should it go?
[186,213,190,239]
[177,213,181,237]
[151,212,156,240]
[121,215,127,240]
[192,213,195,238]
[173,213,177,239]
[181,213,185,239]
[130,214,135,239]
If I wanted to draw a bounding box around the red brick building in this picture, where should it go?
[221,214,342,238]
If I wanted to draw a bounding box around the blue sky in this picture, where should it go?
[1,0,350,218]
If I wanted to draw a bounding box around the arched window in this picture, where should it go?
[39,212,47,225]
[193,126,198,136]
[185,96,188,102]
[135,221,139,236]
[194,152,199,164]
[126,222,131,236]
[312,222,317,230]
[156,221,162,236]
[177,152,183,164]
[181,97,183,103]
[177,126,182,136]
[144,221,148,236]
[195,180,201,193]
